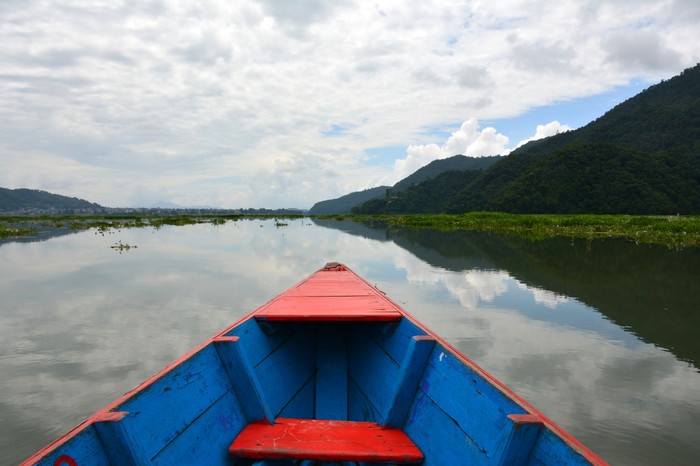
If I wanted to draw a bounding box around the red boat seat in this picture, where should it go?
[229,417,424,463]
[253,268,403,321]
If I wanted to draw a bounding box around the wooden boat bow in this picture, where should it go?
[23,263,607,466]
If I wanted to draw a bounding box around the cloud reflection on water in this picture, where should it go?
[1,219,699,465]
[387,254,700,464]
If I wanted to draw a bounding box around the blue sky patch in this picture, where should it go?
[484,78,653,146]
[321,124,348,137]
[364,146,407,165]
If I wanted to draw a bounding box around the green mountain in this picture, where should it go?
[308,155,504,214]
[0,188,103,214]
[308,186,390,215]
[483,144,699,214]
[353,170,483,214]
[391,154,505,191]
[356,64,700,215]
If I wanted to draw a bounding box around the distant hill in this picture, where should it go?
[391,155,505,191]
[0,188,103,214]
[356,64,700,215]
[353,170,483,214]
[308,186,390,215]
[308,155,504,214]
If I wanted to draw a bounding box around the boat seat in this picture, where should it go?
[229,418,424,464]
[253,266,403,322]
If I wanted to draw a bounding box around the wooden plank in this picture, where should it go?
[229,418,423,463]
[92,412,148,465]
[149,390,247,465]
[255,295,402,321]
[410,347,528,459]
[278,376,315,419]
[254,269,403,321]
[364,318,426,366]
[382,336,436,427]
[490,414,544,465]
[113,345,236,461]
[348,376,381,423]
[214,336,274,424]
[219,319,297,367]
[348,332,401,419]
[26,425,112,466]
[285,280,376,296]
[403,390,490,464]
[526,428,596,466]
[315,326,348,420]
[254,328,316,418]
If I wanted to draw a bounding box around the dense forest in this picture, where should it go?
[351,64,700,215]
[308,186,390,215]
[353,170,482,214]
[309,155,504,214]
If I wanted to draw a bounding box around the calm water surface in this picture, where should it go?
[1,218,699,465]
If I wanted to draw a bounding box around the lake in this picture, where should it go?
[1,217,699,465]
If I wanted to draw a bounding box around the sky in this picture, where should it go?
[1,1,698,209]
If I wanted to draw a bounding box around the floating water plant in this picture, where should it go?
[110,240,137,252]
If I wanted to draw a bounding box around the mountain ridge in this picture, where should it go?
[0,188,103,214]
[308,154,504,214]
[354,64,700,215]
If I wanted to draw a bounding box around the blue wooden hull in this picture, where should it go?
[24,264,606,465]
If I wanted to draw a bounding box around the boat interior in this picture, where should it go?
[33,263,601,465]
[41,313,589,465]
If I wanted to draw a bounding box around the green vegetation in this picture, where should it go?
[309,155,504,214]
[0,187,102,213]
[351,64,700,216]
[343,213,700,249]
[111,240,137,252]
[308,186,390,215]
[2,213,698,248]
[0,223,36,238]
[462,144,700,214]
[0,214,304,239]
[353,170,482,214]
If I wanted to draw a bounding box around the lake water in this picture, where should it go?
[1,218,699,465]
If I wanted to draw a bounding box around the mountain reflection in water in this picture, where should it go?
[313,218,700,369]
[2,218,699,465]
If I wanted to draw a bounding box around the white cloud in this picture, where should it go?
[0,0,696,208]
[517,281,570,308]
[393,118,510,181]
[390,116,575,185]
[602,29,683,73]
[515,120,572,149]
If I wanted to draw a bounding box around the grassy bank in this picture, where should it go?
[342,213,700,249]
[2,213,699,248]
[0,214,302,239]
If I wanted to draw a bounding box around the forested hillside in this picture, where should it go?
[353,170,483,214]
[353,64,700,215]
[391,155,504,192]
[309,155,503,214]
[0,188,103,214]
[478,144,699,214]
[308,186,390,215]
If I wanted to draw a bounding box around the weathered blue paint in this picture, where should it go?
[23,264,606,466]
[214,336,274,424]
[315,325,348,420]
[382,336,436,427]
[34,426,111,466]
